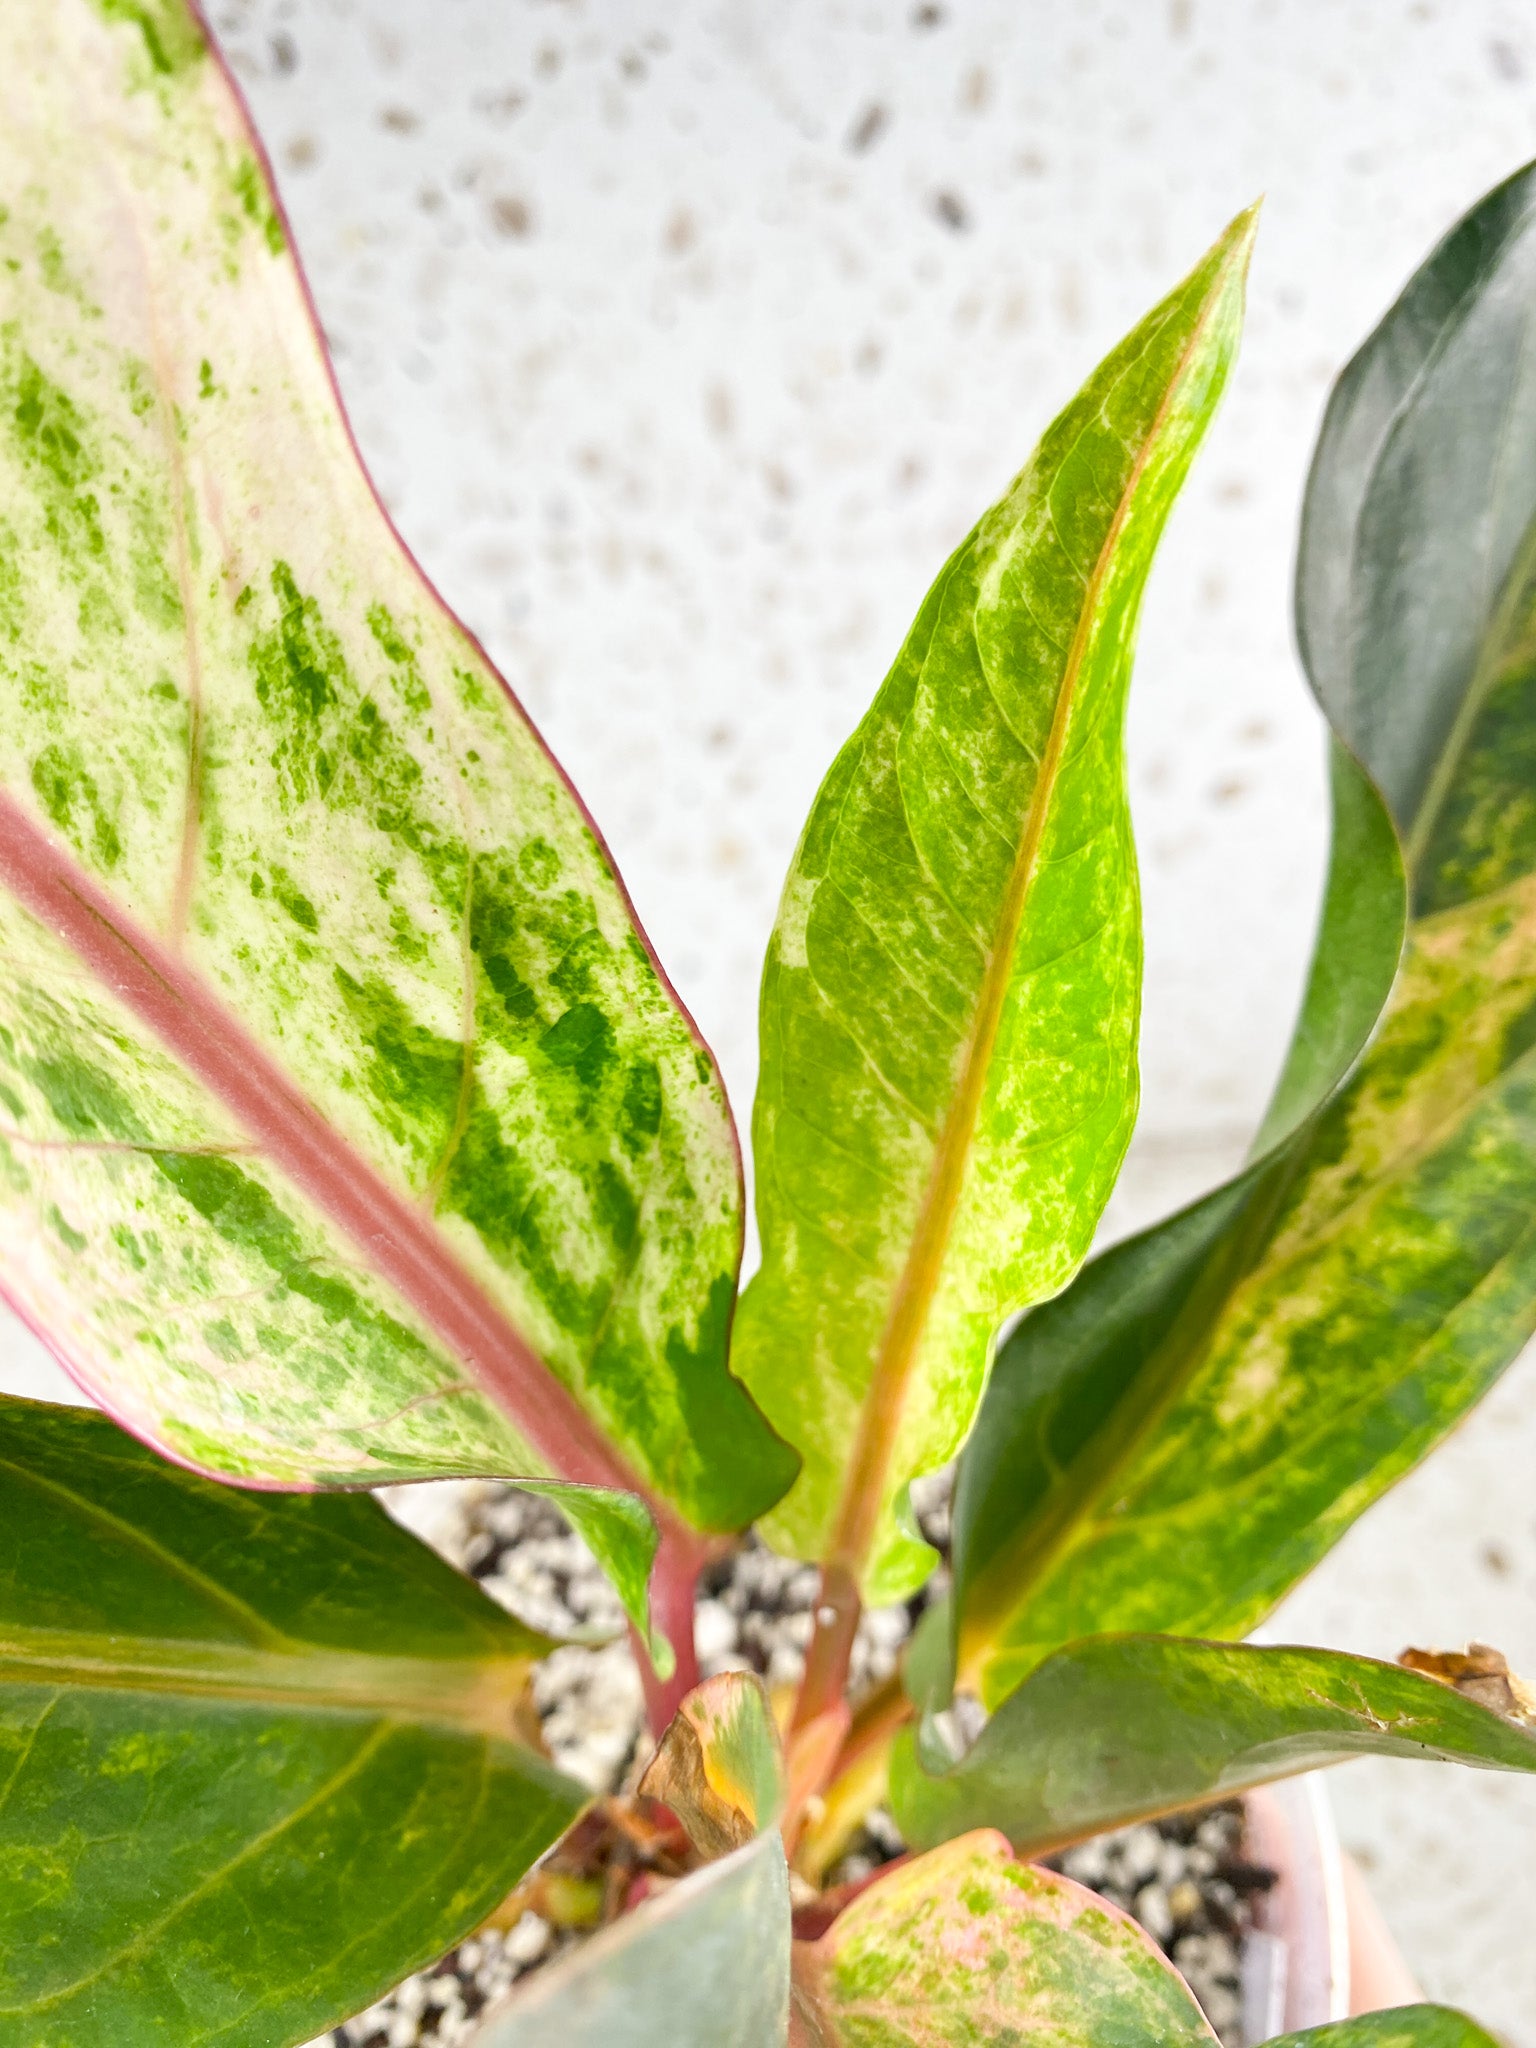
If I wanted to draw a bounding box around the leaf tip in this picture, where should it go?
[1222,197,1263,269]
[1399,1642,1536,1727]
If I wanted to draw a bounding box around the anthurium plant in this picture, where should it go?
[1,5,1534,2044]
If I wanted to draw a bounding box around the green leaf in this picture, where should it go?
[792,1828,1217,2047]
[1265,2010,1503,2048]
[0,1396,587,2048]
[948,161,1536,1706]
[478,1672,789,2045]
[471,1831,790,2047]
[890,1635,1536,1857]
[733,207,1257,1603]
[0,0,796,1625]
[1296,159,1536,855]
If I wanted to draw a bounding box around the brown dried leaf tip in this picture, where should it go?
[638,1671,786,1861]
[1399,1642,1536,1726]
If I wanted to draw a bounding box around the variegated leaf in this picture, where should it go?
[0,0,795,1640]
[950,163,1536,1704]
[734,208,1256,1605]
[791,1830,1217,2047]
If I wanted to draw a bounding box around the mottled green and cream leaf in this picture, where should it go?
[0,0,794,1611]
[733,207,1256,1603]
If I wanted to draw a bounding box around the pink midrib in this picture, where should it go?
[0,787,691,1546]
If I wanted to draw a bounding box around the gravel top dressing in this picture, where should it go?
[318,1482,1273,2048]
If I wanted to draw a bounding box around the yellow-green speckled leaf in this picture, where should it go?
[0,1397,587,2048]
[0,0,794,1591]
[733,209,1256,1604]
[950,162,1536,1707]
[792,1830,1217,2047]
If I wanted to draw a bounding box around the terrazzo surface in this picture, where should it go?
[4,1,1536,2037]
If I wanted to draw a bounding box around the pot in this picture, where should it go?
[1242,1774,1419,2037]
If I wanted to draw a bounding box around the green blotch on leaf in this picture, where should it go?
[387,905,430,963]
[89,0,206,77]
[203,1318,243,1363]
[7,350,107,563]
[541,1004,616,1090]
[257,562,340,719]
[519,837,560,888]
[592,1162,639,1251]
[333,967,464,1157]
[155,1152,307,1276]
[122,357,155,419]
[481,948,539,1026]
[9,1038,140,1142]
[250,568,468,910]
[470,887,542,1031]
[111,1226,148,1272]
[48,1206,87,1254]
[31,743,122,870]
[0,523,24,641]
[366,603,432,715]
[620,1060,663,1153]
[1502,990,1536,1070]
[444,1104,577,1327]
[270,869,319,931]
[36,229,69,297]
[152,1152,451,1379]
[99,1729,178,1780]
[231,153,285,256]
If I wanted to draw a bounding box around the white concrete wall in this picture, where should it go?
[6,1,1536,2031]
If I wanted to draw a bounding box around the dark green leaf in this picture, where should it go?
[1297,159,1536,851]
[0,0,795,1654]
[734,208,1257,1603]
[792,1829,1217,2046]
[948,162,1536,1706]
[0,1398,586,2048]
[1264,2009,1503,2048]
[890,1636,1536,1857]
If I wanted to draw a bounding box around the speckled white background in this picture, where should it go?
[6,0,1536,2032]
